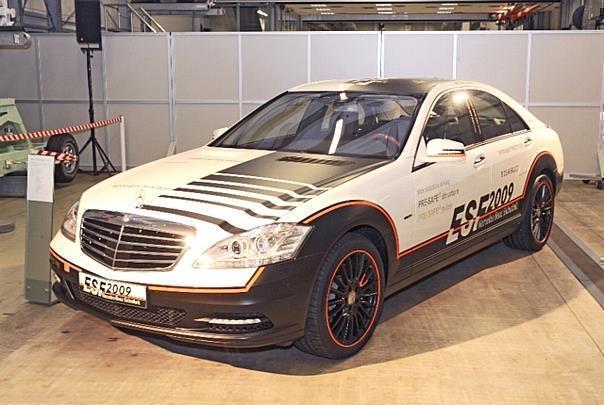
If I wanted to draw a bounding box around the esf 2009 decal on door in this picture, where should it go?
[446,182,518,245]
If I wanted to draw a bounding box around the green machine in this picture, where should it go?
[0,98,80,183]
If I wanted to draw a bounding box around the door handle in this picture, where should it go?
[473,155,486,167]
[524,135,533,146]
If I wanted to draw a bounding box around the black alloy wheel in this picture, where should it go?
[296,233,385,359]
[530,180,554,243]
[326,250,380,347]
[503,174,555,251]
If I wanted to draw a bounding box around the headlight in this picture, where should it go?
[61,201,79,242]
[193,223,312,269]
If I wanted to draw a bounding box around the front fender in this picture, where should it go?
[297,201,399,283]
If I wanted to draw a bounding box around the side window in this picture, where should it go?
[501,102,529,133]
[470,90,510,139]
[423,91,479,147]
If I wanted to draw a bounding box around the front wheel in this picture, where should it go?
[504,174,555,251]
[296,233,385,359]
[46,133,79,183]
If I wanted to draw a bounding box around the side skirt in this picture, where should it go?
[384,212,522,298]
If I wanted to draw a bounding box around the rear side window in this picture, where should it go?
[423,91,479,147]
[470,90,510,140]
[501,102,529,133]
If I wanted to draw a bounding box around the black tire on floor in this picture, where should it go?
[45,133,79,183]
[295,233,385,359]
[0,220,15,234]
[504,174,555,251]
[582,179,591,184]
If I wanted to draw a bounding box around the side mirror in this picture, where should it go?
[421,138,466,163]
[212,127,229,140]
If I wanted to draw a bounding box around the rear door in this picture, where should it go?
[407,89,491,275]
[469,90,532,225]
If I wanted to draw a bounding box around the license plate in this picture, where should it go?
[78,272,147,308]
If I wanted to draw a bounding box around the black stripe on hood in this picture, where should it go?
[217,151,390,190]
[139,205,245,234]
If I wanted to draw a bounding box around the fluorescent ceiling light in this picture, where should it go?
[378,11,394,14]
[311,4,327,7]
[439,7,455,10]
[441,3,458,5]
[256,9,268,17]
[377,7,392,11]
[436,10,452,14]
[376,3,392,6]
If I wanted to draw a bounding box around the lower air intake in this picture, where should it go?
[70,281,186,327]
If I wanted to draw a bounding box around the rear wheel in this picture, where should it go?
[46,133,79,183]
[296,233,385,359]
[504,174,554,251]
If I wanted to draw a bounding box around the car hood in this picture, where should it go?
[80,146,389,236]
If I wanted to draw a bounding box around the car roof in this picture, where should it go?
[289,78,454,96]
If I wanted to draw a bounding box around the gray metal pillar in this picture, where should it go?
[43,0,62,31]
[118,0,131,31]
[236,3,241,32]
[7,0,23,27]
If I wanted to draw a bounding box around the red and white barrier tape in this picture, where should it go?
[0,116,123,143]
[34,150,78,163]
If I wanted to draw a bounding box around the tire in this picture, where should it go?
[295,233,385,359]
[597,180,604,190]
[582,179,591,184]
[46,133,79,183]
[504,174,555,251]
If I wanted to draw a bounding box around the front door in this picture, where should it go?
[407,89,491,274]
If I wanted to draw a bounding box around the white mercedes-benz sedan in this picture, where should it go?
[50,79,564,359]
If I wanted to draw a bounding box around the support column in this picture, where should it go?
[43,0,62,31]
[117,0,131,31]
[7,0,23,27]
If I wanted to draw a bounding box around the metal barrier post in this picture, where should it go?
[120,115,127,172]
[24,154,56,305]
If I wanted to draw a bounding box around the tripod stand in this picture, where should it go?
[79,47,116,175]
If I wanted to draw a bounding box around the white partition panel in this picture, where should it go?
[107,104,170,167]
[173,33,239,101]
[175,104,239,152]
[104,34,170,101]
[457,33,528,102]
[241,34,308,101]
[38,35,104,101]
[310,33,380,81]
[530,106,601,176]
[529,33,604,103]
[0,43,39,100]
[383,33,455,79]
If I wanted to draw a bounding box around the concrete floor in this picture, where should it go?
[1,174,603,404]
[556,181,604,265]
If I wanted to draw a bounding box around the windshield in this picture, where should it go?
[213,92,420,159]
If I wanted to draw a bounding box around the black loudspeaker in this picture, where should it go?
[75,0,102,47]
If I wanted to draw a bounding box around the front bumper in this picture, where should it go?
[50,249,323,349]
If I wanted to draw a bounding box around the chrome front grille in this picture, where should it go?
[80,210,194,271]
